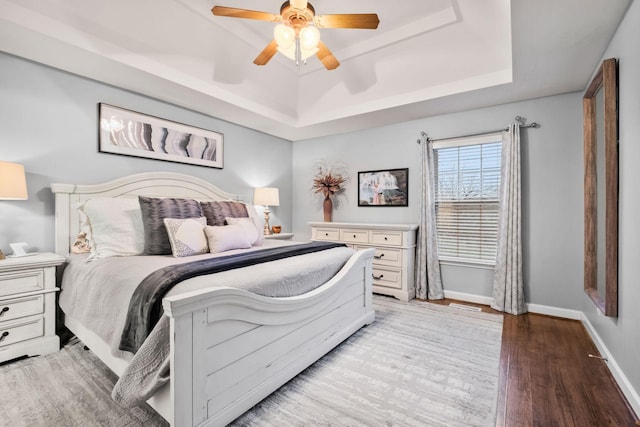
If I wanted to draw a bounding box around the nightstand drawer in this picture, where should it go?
[0,270,44,298]
[372,267,402,289]
[0,316,44,348]
[315,228,340,241]
[340,229,369,244]
[372,247,402,267]
[371,231,403,246]
[0,295,44,323]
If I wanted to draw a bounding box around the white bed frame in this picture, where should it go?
[51,172,375,426]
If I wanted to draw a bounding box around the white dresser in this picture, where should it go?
[0,253,65,363]
[310,222,418,302]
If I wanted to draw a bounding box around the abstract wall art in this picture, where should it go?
[98,103,224,168]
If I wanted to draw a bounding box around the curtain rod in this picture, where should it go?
[417,116,539,144]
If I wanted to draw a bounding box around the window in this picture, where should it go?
[433,134,502,264]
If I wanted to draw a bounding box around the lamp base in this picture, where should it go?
[263,207,273,235]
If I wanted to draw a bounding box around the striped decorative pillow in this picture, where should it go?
[200,201,248,226]
[139,196,203,255]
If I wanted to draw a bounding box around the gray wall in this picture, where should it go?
[582,0,640,407]
[0,53,293,255]
[292,92,585,310]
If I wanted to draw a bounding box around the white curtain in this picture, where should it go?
[491,123,527,314]
[416,134,444,300]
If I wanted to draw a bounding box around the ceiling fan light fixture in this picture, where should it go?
[299,25,320,50]
[274,24,296,49]
[277,44,297,60]
[300,46,319,61]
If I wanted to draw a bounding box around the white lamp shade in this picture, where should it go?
[253,187,280,207]
[274,24,295,49]
[299,26,320,50]
[0,161,28,200]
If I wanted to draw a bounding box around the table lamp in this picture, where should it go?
[253,187,279,235]
[0,161,29,260]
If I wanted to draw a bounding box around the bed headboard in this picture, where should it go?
[51,172,237,256]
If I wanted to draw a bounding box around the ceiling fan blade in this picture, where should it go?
[253,40,279,66]
[211,6,281,22]
[316,41,340,70]
[314,13,380,29]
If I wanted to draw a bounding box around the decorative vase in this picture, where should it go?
[323,195,332,222]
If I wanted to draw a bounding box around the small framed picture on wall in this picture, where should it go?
[358,168,408,206]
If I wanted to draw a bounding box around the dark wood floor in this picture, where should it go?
[429,298,639,427]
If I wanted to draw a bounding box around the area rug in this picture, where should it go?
[234,295,504,426]
[0,296,503,426]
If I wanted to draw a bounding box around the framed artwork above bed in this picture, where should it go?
[98,103,224,169]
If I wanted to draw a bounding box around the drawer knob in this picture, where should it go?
[0,307,9,317]
[384,237,388,241]
[0,331,8,342]
[372,274,384,280]
[325,233,329,236]
[374,253,385,260]
[353,234,356,238]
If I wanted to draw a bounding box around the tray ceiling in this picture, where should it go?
[0,0,632,140]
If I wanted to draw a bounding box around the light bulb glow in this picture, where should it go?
[274,24,295,49]
[299,26,320,50]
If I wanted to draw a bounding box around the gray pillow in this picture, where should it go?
[200,200,248,226]
[138,196,203,255]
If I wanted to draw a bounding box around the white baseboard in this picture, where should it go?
[525,303,582,320]
[581,315,640,418]
[443,290,582,320]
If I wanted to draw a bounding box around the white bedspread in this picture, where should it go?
[58,240,355,405]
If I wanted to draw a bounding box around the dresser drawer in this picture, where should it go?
[370,231,403,246]
[0,270,44,298]
[372,267,402,289]
[314,228,340,241]
[0,295,44,323]
[372,247,402,268]
[340,229,369,244]
[0,316,44,348]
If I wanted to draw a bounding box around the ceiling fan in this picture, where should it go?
[211,0,380,70]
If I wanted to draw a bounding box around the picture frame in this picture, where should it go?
[98,103,224,169]
[358,168,409,206]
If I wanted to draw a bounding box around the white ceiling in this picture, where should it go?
[0,0,632,141]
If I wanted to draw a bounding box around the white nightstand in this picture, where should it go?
[264,233,294,240]
[0,252,66,363]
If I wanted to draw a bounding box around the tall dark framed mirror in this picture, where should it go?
[583,57,618,317]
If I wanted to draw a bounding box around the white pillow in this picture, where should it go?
[205,224,252,253]
[78,197,144,259]
[242,203,265,246]
[225,217,260,245]
[163,217,208,257]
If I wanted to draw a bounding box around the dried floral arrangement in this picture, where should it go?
[312,160,351,200]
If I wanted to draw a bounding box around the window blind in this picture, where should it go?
[434,138,502,263]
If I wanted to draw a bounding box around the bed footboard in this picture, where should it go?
[162,248,375,427]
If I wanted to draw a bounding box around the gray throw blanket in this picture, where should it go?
[119,241,346,353]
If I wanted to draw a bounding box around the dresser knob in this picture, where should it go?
[325,233,329,236]
[384,237,388,241]
[372,274,384,280]
[0,307,8,317]
[373,253,385,260]
[353,234,356,238]
[0,331,9,342]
